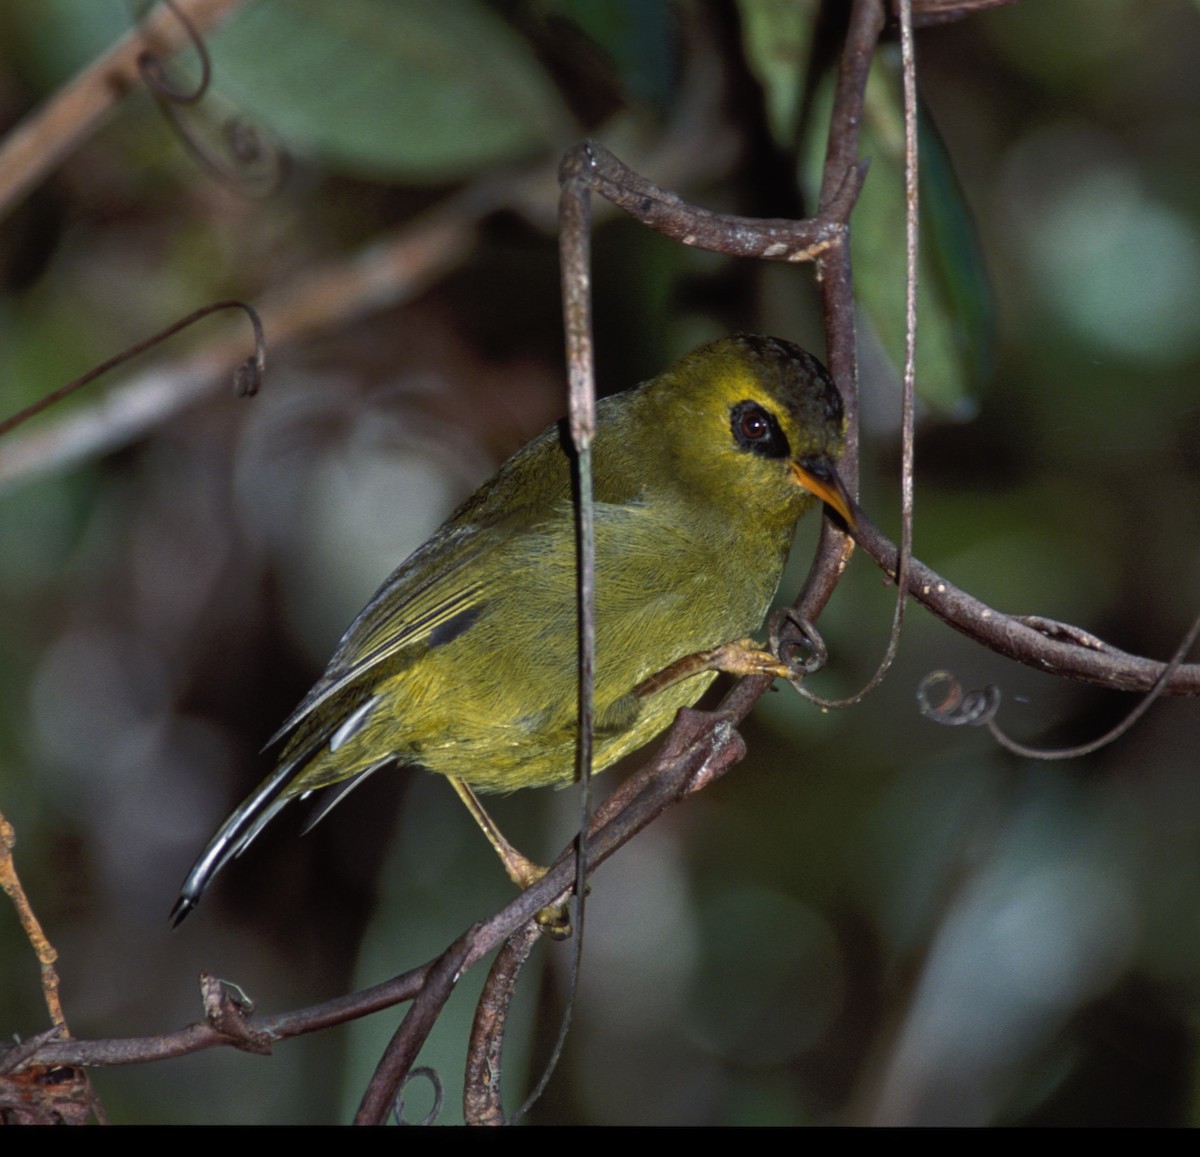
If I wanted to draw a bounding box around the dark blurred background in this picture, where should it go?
[0,0,1197,1125]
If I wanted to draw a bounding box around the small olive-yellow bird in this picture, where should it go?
[172,335,852,926]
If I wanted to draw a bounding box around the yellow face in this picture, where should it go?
[626,334,852,533]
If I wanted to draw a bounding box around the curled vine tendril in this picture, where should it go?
[136,0,210,104]
[134,0,285,195]
[393,1066,443,1127]
[918,611,1200,760]
[768,608,828,684]
[0,300,265,439]
[917,670,1002,727]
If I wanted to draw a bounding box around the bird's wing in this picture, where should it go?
[270,416,646,747]
[266,519,501,745]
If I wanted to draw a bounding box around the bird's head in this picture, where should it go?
[635,334,854,531]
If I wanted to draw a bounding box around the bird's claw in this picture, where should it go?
[535,903,573,940]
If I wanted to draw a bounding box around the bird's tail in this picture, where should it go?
[172,687,391,925]
[169,762,299,926]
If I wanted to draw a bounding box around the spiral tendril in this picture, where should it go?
[393,1066,443,1127]
[135,0,285,195]
[917,670,1002,727]
[136,0,210,105]
[768,608,828,681]
[918,611,1199,759]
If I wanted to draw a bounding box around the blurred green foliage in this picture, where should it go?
[0,0,1197,1127]
[208,0,575,180]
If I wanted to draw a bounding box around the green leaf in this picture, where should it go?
[207,0,574,182]
[918,105,996,398]
[848,60,996,417]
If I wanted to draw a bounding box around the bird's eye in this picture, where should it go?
[739,409,768,441]
[731,401,790,459]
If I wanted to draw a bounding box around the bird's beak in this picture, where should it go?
[790,457,857,529]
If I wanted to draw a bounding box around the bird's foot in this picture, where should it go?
[635,637,790,699]
[534,900,573,940]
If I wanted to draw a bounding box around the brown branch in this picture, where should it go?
[821,0,888,218]
[1,704,749,1079]
[559,145,599,892]
[852,511,1200,695]
[800,0,919,712]
[464,922,541,1126]
[0,956,431,1071]
[584,138,863,262]
[919,612,1200,758]
[782,0,887,666]
[0,0,246,224]
[354,932,474,1126]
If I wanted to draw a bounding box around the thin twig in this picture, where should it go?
[797,0,888,630]
[0,300,264,440]
[137,0,212,104]
[0,196,483,492]
[853,510,1200,695]
[802,0,918,710]
[0,811,67,1031]
[500,141,602,1123]
[919,613,1200,757]
[986,613,1200,754]
[138,0,284,194]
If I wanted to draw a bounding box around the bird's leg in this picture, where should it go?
[447,776,572,940]
[634,637,792,699]
[448,775,544,888]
